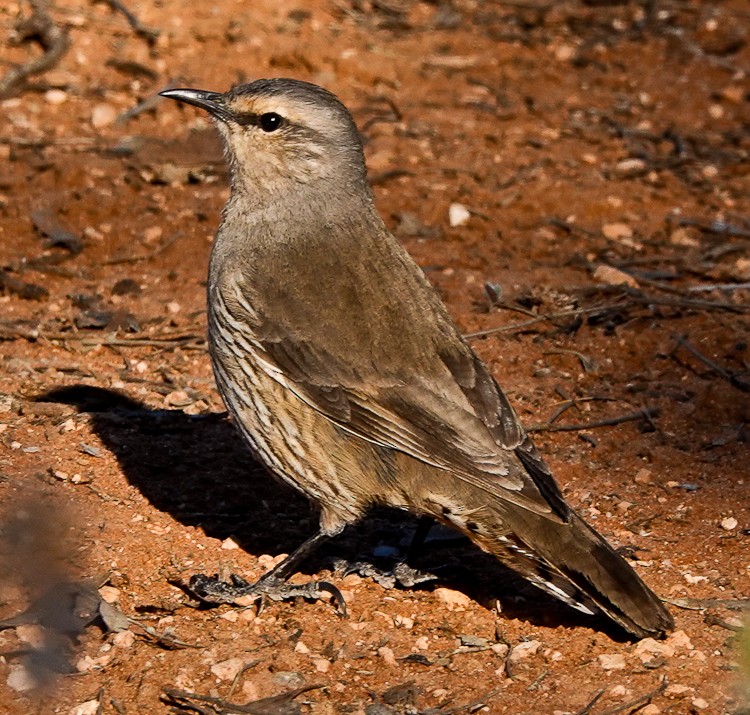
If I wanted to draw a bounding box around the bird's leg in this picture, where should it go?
[405,515,434,560]
[188,529,347,615]
[331,516,443,589]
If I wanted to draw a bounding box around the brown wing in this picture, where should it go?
[217,265,569,520]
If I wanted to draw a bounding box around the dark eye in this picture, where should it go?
[259,113,283,132]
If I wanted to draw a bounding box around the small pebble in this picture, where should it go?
[394,614,414,629]
[434,587,471,610]
[45,89,68,105]
[342,573,363,587]
[98,585,120,603]
[76,653,112,672]
[614,158,647,177]
[554,44,575,61]
[669,227,700,247]
[593,264,638,288]
[273,671,305,688]
[220,536,239,550]
[640,705,660,715]
[634,637,676,663]
[684,573,708,585]
[634,468,652,485]
[166,390,192,407]
[112,630,135,649]
[70,701,100,715]
[491,643,509,658]
[313,658,330,673]
[597,653,626,671]
[6,664,35,692]
[210,657,244,682]
[91,103,117,128]
[377,645,397,666]
[720,516,738,531]
[509,640,541,663]
[665,630,693,650]
[601,222,633,240]
[143,225,163,243]
[691,698,709,710]
[448,203,471,227]
[665,684,692,697]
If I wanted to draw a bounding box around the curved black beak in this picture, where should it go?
[159,88,233,122]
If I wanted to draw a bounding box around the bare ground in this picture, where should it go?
[0,1,749,714]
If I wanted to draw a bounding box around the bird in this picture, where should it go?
[159,79,673,639]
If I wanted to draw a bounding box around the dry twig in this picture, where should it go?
[596,678,667,715]
[528,408,658,434]
[102,0,160,44]
[0,0,70,98]
[673,335,750,393]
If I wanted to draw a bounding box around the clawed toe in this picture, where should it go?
[331,558,440,589]
[187,573,347,616]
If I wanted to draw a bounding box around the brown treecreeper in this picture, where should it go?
[160,79,673,639]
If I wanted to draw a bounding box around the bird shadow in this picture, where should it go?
[36,385,629,640]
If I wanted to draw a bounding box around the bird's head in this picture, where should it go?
[161,79,369,202]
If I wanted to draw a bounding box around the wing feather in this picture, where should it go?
[215,263,569,519]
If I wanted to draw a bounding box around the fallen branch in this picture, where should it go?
[0,325,207,350]
[103,232,183,265]
[596,677,667,715]
[103,0,160,44]
[527,408,659,434]
[464,305,604,339]
[573,688,605,715]
[673,335,750,393]
[162,684,322,715]
[664,597,750,611]
[0,0,70,99]
[704,613,743,632]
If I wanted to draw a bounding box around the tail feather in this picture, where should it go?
[497,507,674,639]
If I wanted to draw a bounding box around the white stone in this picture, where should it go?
[313,658,330,673]
[720,516,738,531]
[113,630,135,649]
[434,587,471,610]
[593,264,638,288]
[448,203,471,227]
[665,684,692,697]
[7,664,35,692]
[70,701,100,715]
[665,630,693,650]
[45,89,68,105]
[98,585,120,603]
[602,222,633,240]
[509,640,541,662]
[377,645,397,666]
[91,103,117,128]
[597,653,626,670]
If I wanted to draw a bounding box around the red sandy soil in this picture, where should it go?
[0,1,749,714]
